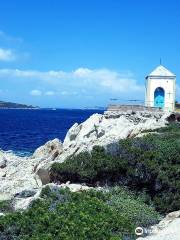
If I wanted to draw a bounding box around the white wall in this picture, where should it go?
[145,77,175,111]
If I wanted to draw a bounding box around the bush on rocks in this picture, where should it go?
[51,124,180,214]
[0,186,160,239]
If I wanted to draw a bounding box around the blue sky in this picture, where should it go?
[0,0,180,108]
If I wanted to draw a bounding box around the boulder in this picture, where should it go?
[36,168,50,185]
[33,138,63,159]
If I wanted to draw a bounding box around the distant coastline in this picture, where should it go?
[0,101,39,109]
[0,101,106,110]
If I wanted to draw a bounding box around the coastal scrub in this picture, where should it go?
[51,124,180,213]
[0,186,160,239]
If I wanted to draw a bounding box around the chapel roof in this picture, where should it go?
[147,65,176,77]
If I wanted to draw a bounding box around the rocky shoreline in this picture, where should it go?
[0,110,169,201]
[0,110,179,239]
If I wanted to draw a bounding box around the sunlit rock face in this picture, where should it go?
[62,110,169,158]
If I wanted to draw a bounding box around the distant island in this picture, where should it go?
[0,100,38,109]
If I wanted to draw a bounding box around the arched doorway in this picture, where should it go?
[154,87,165,108]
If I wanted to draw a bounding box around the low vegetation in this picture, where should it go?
[0,124,179,239]
[0,200,13,213]
[51,123,180,213]
[0,186,160,239]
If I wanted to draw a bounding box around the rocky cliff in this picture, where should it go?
[0,110,170,201]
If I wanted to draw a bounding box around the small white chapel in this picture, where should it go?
[145,65,176,111]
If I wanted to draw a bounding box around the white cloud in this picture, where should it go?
[0,48,16,61]
[30,90,42,96]
[0,67,144,94]
[45,91,55,96]
[74,68,92,77]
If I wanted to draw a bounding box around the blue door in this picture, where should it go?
[154,87,165,108]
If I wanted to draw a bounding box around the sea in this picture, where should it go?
[0,109,104,156]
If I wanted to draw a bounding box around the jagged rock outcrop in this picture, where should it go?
[137,210,180,240]
[0,152,39,200]
[0,110,170,201]
[0,139,63,200]
[34,139,63,186]
[33,138,63,159]
[62,110,169,158]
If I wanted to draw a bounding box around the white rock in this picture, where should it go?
[137,210,180,240]
[61,111,169,159]
[13,190,41,210]
[33,139,63,184]
[59,182,91,192]
[33,138,63,159]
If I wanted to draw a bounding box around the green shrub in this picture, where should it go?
[50,146,124,185]
[0,187,140,239]
[50,124,180,213]
[0,200,13,213]
[0,186,160,239]
[106,187,160,227]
